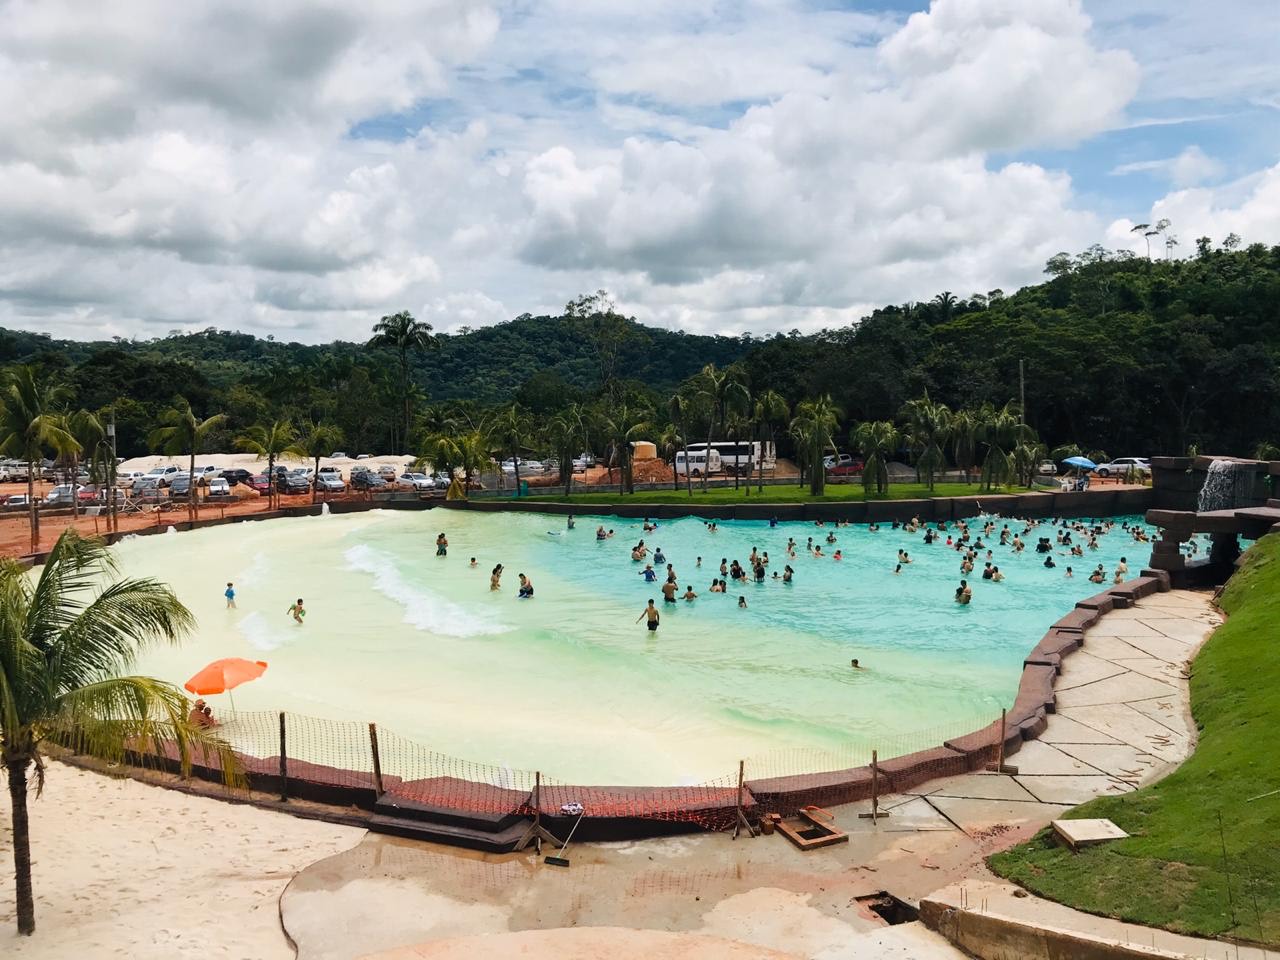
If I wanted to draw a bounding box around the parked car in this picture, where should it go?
[132,476,162,494]
[827,460,865,478]
[220,468,254,487]
[397,473,435,491]
[330,451,348,459]
[117,470,147,488]
[247,474,273,495]
[169,474,194,496]
[4,494,31,510]
[314,474,345,493]
[206,478,231,497]
[1095,457,1151,478]
[145,465,181,487]
[192,465,220,484]
[350,472,387,491]
[277,473,310,495]
[1037,460,1057,476]
[356,453,372,460]
[377,464,398,481]
[823,453,856,469]
[317,466,343,480]
[571,458,589,473]
[44,484,86,505]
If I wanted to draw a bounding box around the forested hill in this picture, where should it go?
[0,238,1278,459]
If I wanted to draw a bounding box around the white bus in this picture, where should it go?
[674,447,722,477]
[682,441,776,477]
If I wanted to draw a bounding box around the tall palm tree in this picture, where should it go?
[899,392,952,491]
[601,402,651,494]
[725,409,752,492]
[932,291,957,322]
[1,530,238,934]
[694,364,749,491]
[668,391,696,498]
[61,410,106,520]
[852,420,901,494]
[234,420,296,509]
[790,395,842,496]
[950,409,979,484]
[494,404,531,495]
[545,406,584,495]
[0,366,77,554]
[288,421,344,503]
[367,311,438,455]
[977,402,1033,491]
[149,397,227,519]
[657,424,683,492]
[754,390,789,494]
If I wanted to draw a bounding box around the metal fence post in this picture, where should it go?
[278,712,289,802]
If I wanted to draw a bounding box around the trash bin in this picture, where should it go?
[518,480,529,497]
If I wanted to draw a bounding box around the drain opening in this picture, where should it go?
[855,892,919,926]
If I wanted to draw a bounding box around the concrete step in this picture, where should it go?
[373,793,524,832]
[367,813,533,852]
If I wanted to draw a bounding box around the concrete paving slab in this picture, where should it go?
[1139,590,1216,610]
[1105,630,1195,664]
[1073,632,1155,660]
[1057,704,1190,761]
[921,773,1040,803]
[1051,743,1168,785]
[1037,714,1122,745]
[1051,818,1128,849]
[1052,671,1180,709]
[924,796,1072,832]
[999,740,1095,776]
[1013,774,1133,805]
[1108,656,1185,684]
[1143,617,1217,645]
[1053,652,1128,691]
[1083,618,1168,639]
[1127,695,1188,732]
[845,796,956,833]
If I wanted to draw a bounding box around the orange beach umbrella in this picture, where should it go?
[185,658,268,697]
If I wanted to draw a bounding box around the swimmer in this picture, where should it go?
[1044,555,1056,568]
[662,578,678,603]
[1116,556,1129,576]
[517,573,534,598]
[567,515,575,529]
[637,599,660,632]
[435,532,448,556]
[738,596,748,609]
[833,550,843,560]
[640,564,657,582]
[696,556,703,567]
[850,658,862,669]
[709,579,723,593]
[224,582,236,609]
[596,525,608,540]
[469,557,477,567]
[991,566,1005,583]
[1065,566,1074,578]
[653,547,666,565]
[954,580,972,605]
[893,563,901,574]
[683,586,698,601]
[287,598,306,623]
[782,565,793,583]
[490,564,503,590]
[1113,569,1125,584]
[719,558,729,576]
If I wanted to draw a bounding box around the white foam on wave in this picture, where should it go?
[239,611,292,651]
[344,544,510,638]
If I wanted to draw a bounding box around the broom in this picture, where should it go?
[544,808,585,867]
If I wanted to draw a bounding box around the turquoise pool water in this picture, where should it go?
[116,509,1159,784]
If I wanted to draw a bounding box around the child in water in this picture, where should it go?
[436,533,448,556]
[225,582,236,609]
[287,598,306,624]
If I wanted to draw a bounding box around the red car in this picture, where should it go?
[827,460,865,477]
[247,474,273,495]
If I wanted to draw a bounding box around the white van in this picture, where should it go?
[674,448,722,477]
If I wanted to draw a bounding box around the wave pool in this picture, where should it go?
[111,508,1154,784]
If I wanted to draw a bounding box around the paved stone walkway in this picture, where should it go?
[279,590,1224,960]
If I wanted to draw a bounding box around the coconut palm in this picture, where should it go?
[668,391,696,497]
[753,389,789,494]
[950,409,979,484]
[367,311,438,454]
[234,420,296,509]
[790,396,842,496]
[416,429,490,494]
[977,402,1034,491]
[693,364,749,491]
[149,397,227,519]
[899,392,952,491]
[601,402,652,494]
[545,407,584,494]
[852,420,901,495]
[657,424,684,492]
[494,404,532,494]
[0,366,78,554]
[59,410,106,520]
[1,529,238,934]
[288,421,344,503]
[725,409,753,492]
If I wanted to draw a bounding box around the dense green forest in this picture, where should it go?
[1,239,1277,464]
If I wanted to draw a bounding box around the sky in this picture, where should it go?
[0,0,1276,343]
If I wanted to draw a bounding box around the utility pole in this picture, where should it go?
[107,408,118,534]
[1019,359,1026,430]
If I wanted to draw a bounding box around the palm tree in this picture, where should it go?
[234,420,296,509]
[545,406,584,495]
[668,391,696,498]
[494,404,531,495]
[725,409,752,492]
[367,311,438,454]
[753,390,789,494]
[852,420,901,494]
[601,402,651,494]
[1,529,238,934]
[950,409,979,484]
[657,424,683,491]
[289,421,344,503]
[790,396,842,496]
[977,402,1033,491]
[61,410,106,520]
[149,397,227,519]
[694,364,749,491]
[932,291,957,322]
[899,392,952,491]
[0,366,77,554]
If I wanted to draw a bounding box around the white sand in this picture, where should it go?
[1,761,361,958]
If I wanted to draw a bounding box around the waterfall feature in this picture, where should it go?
[1197,460,1253,512]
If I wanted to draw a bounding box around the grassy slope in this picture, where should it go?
[989,533,1280,944]
[525,482,1022,505]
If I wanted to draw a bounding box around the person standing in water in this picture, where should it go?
[517,573,534,598]
[435,532,448,556]
[637,599,660,632]
[224,582,236,609]
[490,564,503,591]
[287,598,306,624]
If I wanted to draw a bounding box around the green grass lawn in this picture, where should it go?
[989,533,1280,945]
[524,482,1024,505]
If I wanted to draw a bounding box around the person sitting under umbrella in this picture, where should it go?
[188,698,216,728]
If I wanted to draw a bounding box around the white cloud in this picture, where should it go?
[1111,145,1223,188]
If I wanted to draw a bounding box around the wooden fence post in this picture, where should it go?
[368,722,385,798]
[278,712,289,802]
[859,750,889,820]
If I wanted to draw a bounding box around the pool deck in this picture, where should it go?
[276,589,1223,960]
